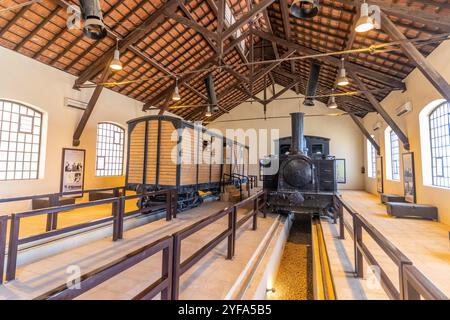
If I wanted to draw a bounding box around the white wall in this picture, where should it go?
[208,84,365,190]
[362,40,450,225]
[0,46,147,212]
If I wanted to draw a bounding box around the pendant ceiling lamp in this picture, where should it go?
[80,0,107,40]
[172,79,181,101]
[109,39,122,71]
[328,92,338,109]
[290,0,320,20]
[205,105,212,117]
[337,58,349,87]
[355,1,381,33]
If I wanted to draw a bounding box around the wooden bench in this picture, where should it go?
[381,193,405,204]
[386,202,438,221]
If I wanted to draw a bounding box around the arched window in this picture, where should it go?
[429,101,450,188]
[96,122,125,176]
[384,127,400,181]
[0,100,43,180]
[367,138,377,178]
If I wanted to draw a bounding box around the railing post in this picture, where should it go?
[353,215,363,278]
[165,190,172,221]
[161,239,173,300]
[227,208,235,260]
[6,214,20,282]
[339,202,344,240]
[0,216,7,285]
[252,197,257,231]
[112,197,124,241]
[401,267,420,300]
[111,187,120,217]
[398,261,412,300]
[263,192,267,218]
[172,191,178,219]
[171,235,181,300]
[46,194,59,231]
[118,197,125,240]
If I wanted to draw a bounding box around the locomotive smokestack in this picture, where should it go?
[290,112,305,154]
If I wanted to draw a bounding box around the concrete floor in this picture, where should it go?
[0,197,278,300]
[323,190,449,299]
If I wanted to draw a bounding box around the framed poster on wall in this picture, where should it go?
[376,156,383,193]
[335,159,346,184]
[402,152,416,203]
[60,148,85,194]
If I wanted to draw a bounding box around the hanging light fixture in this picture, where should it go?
[290,0,320,20]
[337,58,349,87]
[328,91,338,109]
[172,79,181,101]
[205,105,212,117]
[80,0,107,40]
[109,38,122,71]
[355,1,381,33]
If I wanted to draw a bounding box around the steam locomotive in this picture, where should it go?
[261,112,337,215]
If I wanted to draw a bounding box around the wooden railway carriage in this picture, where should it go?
[126,115,249,210]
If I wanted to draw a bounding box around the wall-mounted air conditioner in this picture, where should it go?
[64,97,87,110]
[373,121,382,131]
[395,101,412,117]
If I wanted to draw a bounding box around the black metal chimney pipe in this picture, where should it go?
[290,112,305,154]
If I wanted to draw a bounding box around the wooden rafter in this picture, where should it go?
[222,0,275,41]
[253,29,405,89]
[350,70,410,150]
[279,0,299,94]
[381,12,450,102]
[72,66,111,146]
[349,113,381,155]
[73,0,178,88]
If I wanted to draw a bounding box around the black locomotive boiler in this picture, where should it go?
[261,112,336,214]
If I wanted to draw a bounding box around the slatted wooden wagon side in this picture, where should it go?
[125,115,249,210]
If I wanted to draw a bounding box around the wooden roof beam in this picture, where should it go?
[349,113,381,155]
[167,9,219,44]
[143,30,250,110]
[252,49,296,82]
[73,0,178,89]
[266,78,302,104]
[351,0,450,31]
[280,0,299,94]
[72,66,111,146]
[381,12,450,102]
[222,0,275,41]
[349,70,409,150]
[253,29,405,90]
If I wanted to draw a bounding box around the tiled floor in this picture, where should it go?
[0,198,277,300]
[338,190,450,298]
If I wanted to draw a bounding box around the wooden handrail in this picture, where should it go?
[334,193,448,300]
[35,236,173,300]
[171,190,266,299]
[3,189,176,283]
